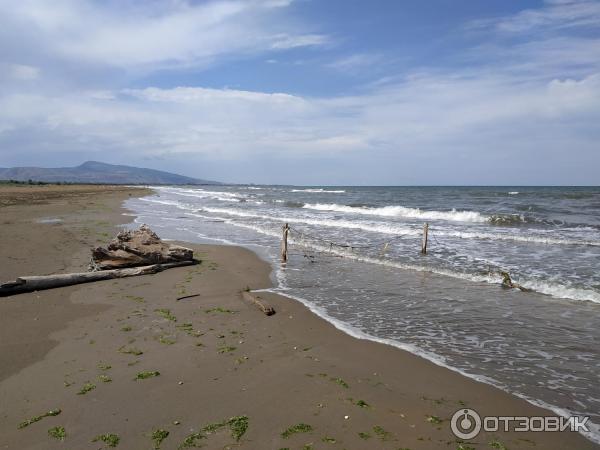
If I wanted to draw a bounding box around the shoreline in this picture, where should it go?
[0,185,597,449]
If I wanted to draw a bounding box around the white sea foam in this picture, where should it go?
[201,205,600,247]
[303,203,488,222]
[508,191,519,195]
[141,198,600,247]
[436,229,600,247]
[291,188,346,193]
[201,206,419,236]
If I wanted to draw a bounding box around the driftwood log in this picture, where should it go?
[500,271,530,292]
[0,260,197,297]
[91,224,193,270]
[242,290,275,316]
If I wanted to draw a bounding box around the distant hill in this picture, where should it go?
[0,161,219,185]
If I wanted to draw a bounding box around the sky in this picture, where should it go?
[0,0,599,185]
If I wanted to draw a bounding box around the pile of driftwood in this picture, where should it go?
[90,224,193,270]
[0,225,197,297]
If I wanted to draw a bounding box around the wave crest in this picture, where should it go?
[303,203,488,222]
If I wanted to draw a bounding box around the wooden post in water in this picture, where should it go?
[281,223,290,263]
[421,222,429,255]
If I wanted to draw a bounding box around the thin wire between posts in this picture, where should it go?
[286,225,424,262]
[283,224,521,291]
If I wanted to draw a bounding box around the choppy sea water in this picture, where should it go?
[125,185,600,443]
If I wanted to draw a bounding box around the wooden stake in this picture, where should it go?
[281,223,290,263]
[421,222,429,255]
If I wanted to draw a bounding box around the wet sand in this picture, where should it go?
[0,185,596,449]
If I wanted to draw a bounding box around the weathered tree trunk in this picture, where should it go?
[0,260,197,297]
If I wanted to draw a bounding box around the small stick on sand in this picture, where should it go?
[176,293,201,301]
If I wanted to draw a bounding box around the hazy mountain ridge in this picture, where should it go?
[0,161,219,185]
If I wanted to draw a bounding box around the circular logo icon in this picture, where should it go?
[451,408,482,440]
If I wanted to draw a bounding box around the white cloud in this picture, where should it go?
[327,53,384,73]
[270,33,329,49]
[2,71,599,159]
[123,86,303,104]
[469,0,600,33]
[1,0,327,70]
[5,63,40,80]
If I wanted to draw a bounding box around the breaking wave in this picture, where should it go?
[291,188,346,193]
[303,203,488,223]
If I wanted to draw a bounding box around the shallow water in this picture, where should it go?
[125,185,600,442]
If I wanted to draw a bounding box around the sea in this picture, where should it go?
[125,185,600,443]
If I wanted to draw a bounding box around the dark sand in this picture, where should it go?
[0,185,597,449]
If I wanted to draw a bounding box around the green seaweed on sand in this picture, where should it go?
[125,295,145,303]
[358,431,371,440]
[135,371,160,380]
[77,382,96,395]
[151,429,170,449]
[373,425,392,441]
[177,323,203,337]
[330,377,349,388]
[179,431,205,449]
[155,308,177,321]
[426,415,443,425]
[322,436,337,443]
[18,409,61,429]
[120,325,132,332]
[177,323,193,331]
[489,439,508,450]
[158,335,176,345]
[92,433,120,447]
[48,426,66,441]
[354,399,370,408]
[227,416,249,441]
[178,416,249,448]
[218,346,237,354]
[204,307,235,314]
[457,444,476,450]
[98,374,112,383]
[281,423,313,439]
[118,345,143,355]
[97,363,112,371]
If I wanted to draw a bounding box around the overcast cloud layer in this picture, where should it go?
[0,0,599,185]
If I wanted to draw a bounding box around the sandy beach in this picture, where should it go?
[0,185,596,450]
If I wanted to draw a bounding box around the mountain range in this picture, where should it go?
[0,161,219,185]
